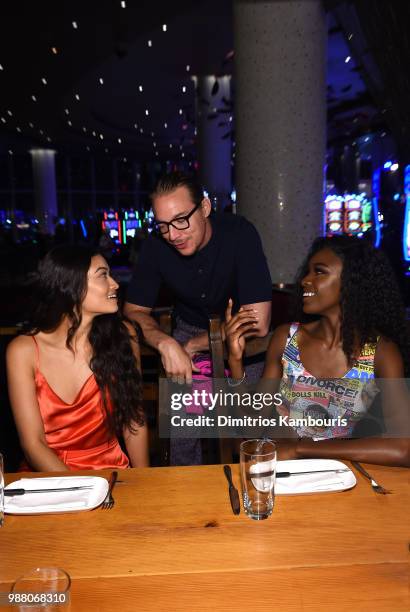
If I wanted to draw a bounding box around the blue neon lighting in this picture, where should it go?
[80,219,87,238]
[371,168,381,248]
[403,165,410,261]
[383,161,392,170]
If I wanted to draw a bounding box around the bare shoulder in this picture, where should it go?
[267,323,292,357]
[6,335,36,369]
[7,334,35,357]
[375,335,404,377]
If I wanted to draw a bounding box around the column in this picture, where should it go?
[234,0,327,283]
[30,149,58,235]
[195,75,232,209]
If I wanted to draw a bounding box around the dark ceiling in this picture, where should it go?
[0,0,408,161]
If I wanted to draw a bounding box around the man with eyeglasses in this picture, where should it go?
[125,170,272,376]
[124,172,272,461]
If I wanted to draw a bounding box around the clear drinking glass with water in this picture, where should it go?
[240,439,277,520]
[11,567,71,611]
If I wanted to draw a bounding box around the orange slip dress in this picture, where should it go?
[25,336,129,470]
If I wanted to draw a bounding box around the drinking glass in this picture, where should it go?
[0,453,4,527]
[240,439,277,520]
[11,568,71,611]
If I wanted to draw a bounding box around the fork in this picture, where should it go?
[101,471,118,509]
[351,461,391,494]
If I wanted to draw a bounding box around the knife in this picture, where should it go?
[251,468,350,478]
[223,465,240,515]
[4,486,93,496]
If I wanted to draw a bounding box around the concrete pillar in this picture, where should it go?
[30,149,58,235]
[234,0,327,282]
[195,75,232,209]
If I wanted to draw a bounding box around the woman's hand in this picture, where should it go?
[225,298,259,362]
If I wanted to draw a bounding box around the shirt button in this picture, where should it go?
[201,293,206,299]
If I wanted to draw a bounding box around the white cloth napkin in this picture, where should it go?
[246,459,355,495]
[275,459,355,494]
[5,477,98,513]
[276,472,347,494]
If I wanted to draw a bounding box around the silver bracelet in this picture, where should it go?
[226,371,246,387]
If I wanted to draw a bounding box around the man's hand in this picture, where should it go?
[158,337,199,385]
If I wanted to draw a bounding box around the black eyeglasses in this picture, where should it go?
[154,202,201,235]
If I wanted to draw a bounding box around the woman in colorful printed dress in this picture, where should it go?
[226,236,410,466]
[7,245,148,471]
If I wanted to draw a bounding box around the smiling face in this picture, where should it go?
[81,255,119,316]
[152,185,212,256]
[301,248,343,316]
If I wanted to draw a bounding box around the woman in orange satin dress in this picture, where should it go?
[6,245,149,471]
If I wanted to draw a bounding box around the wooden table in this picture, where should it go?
[0,464,409,611]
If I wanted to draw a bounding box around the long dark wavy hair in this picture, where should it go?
[294,236,410,374]
[25,245,144,435]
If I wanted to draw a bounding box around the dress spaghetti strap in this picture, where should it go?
[30,335,40,370]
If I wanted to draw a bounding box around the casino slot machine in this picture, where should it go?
[122,210,141,242]
[102,211,122,244]
[324,195,344,235]
[325,193,373,239]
